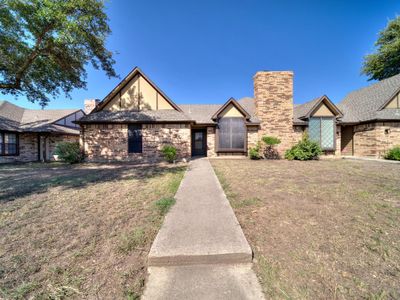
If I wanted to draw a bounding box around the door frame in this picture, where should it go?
[191,128,207,157]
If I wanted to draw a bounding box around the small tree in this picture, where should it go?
[262,136,281,159]
[54,142,83,164]
[362,16,400,81]
[161,145,177,163]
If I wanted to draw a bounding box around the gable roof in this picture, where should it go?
[339,74,400,123]
[293,95,342,125]
[179,97,260,124]
[211,97,251,120]
[0,100,82,134]
[95,67,182,112]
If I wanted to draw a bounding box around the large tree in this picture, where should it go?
[0,0,116,106]
[362,16,400,81]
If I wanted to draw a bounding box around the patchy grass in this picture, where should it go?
[211,159,400,300]
[154,198,176,216]
[0,162,186,299]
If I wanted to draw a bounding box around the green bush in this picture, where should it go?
[285,133,322,161]
[261,136,281,146]
[161,145,177,163]
[54,142,83,164]
[262,136,281,159]
[249,142,261,160]
[384,146,400,161]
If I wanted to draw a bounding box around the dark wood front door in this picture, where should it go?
[191,129,207,157]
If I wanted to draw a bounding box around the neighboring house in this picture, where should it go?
[0,101,84,163]
[76,67,400,162]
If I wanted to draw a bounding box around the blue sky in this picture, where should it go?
[4,0,400,109]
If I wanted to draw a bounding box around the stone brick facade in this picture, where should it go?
[0,133,78,163]
[247,126,259,151]
[254,71,295,154]
[206,126,216,157]
[82,123,191,162]
[353,122,400,157]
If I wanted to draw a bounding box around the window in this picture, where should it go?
[309,117,335,150]
[0,132,18,156]
[218,117,246,151]
[128,124,142,153]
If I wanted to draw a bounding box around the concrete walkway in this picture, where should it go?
[143,158,264,300]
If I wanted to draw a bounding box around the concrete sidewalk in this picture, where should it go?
[143,158,264,299]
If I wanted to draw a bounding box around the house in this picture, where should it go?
[76,67,400,162]
[0,100,84,163]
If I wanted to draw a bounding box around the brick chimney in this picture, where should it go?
[84,99,100,114]
[254,71,294,153]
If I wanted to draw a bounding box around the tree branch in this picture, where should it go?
[0,24,53,91]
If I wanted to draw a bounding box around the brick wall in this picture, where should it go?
[206,126,216,157]
[82,123,191,162]
[254,71,294,154]
[353,122,400,157]
[247,126,259,151]
[0,133,78,163]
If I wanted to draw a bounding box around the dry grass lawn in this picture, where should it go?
[0,162,186,299]
[211,159,400,300]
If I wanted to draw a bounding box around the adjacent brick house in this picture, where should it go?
[76,67,399,161]
[0,101,84,163]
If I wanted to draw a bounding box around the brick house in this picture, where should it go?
[0,100,84,163]
[76,67,400,162]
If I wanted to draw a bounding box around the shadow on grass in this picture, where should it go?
[0,162,186,202]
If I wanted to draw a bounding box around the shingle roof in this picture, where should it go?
[77,109,193,123]
[0,100,81,134]
[338,74,400,123]
[179,98,260,124]
[293,97,321,124]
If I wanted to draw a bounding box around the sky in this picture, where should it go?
[4,0,400,110]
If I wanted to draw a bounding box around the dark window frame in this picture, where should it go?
[216,117,247,153]
[309,117,336,151]
[128,124,143,154]
[0,131,19,156]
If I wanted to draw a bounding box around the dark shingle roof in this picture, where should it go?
[0,100,81,134]
[77,109,193,123]
[338,74,400,123]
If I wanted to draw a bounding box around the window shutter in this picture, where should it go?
[128,124,142,153]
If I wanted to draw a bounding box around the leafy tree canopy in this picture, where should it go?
[362,16,400,81]
[0,0,116,106]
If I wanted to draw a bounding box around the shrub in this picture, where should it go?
[54,142,83,164]
[249,142,261,160]
[285,133,322,161]
[161,145,177,163]
[384,146,400,161]
[262,136,281,159]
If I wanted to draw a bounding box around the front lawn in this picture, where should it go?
[0,162,186,299]
[211,159,400,299]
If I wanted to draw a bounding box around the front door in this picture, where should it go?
[191,129,207,157]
